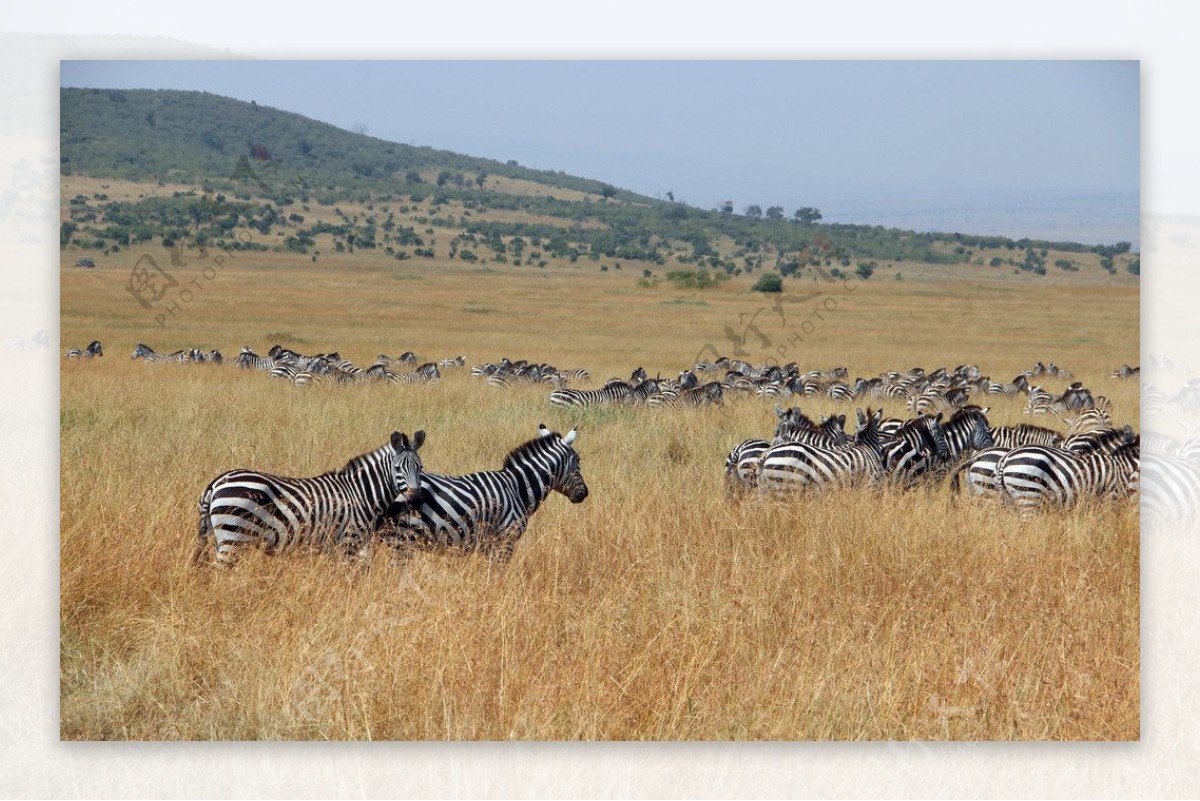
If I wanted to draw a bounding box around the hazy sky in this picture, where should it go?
[61,60,1138,219]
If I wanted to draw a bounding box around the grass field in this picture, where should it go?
[60,236,1139,740]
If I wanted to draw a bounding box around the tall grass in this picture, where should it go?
[60,249,1139,740]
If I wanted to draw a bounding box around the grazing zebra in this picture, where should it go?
[757,407,887,495]
[132,343,190,363]
[989,423,1064,450]
[385,362,442,384]
[377,425,588,564]
[234,346,277,370]
[1065,408,1113,434]
[1055,382,1095,411]
[995,440,1140,517]
[881,413,951,487]
[195,430,426,568]
[549,380,633,408]
[1063,425,1137,454]
[724,438,771,496]
[65,340,103,358]
[1024,385,1056,415]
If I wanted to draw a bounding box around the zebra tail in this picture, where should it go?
[194,487,214,566]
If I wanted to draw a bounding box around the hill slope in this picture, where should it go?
[60,88,1140,284]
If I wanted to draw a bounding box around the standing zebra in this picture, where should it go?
[377,425,588,564]
[195,430,426,568]
[550,380,633,408]
[132,343,189,363]
[940,405,994,462]
[757,407,887,495]
[995,440,1139,517]
[724,438,771,497]
[881,413,950,487]
[65,340,103,358]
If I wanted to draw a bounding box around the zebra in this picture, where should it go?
[549,380,633,408]
[388,362,442,383]
[724,438,771,497]
[1024,385,1056,415]
[438,355,467,368]
[1063,425,1138,454]
[881,413,951,487]
[1109,365,1140,380]
[1065,408,1113,434]
[65,340,103,358]
[995,440,1140,517]
[771,408,848,447]
[195,430,426,568]
[377,425,588,564]
[650,382,725,408]
[949,447,1010,500]
[234,346,277,370]
[757,407,887,495]
[989,423,1064,450]
[940,405,994,462]
[622,378,663,406]
[1055,382,1095,411]
[132,343,190,363]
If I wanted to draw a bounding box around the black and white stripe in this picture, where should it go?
[378,425,588,564]
[65,340,103,358]
[757,407,887,495]
[195,430,426,567]
[881,413,951,487]
[995,440,1139,517]
[550,379,633,408]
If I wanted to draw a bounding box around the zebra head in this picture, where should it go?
[131,343,153,360]
[533,424,589,503]
[87,340,103,357]
[927,412,951,461]
[854,407,886,450]
[389,430,426,501]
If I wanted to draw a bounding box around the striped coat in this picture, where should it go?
[195,430,425,567]
[378,426,588,564]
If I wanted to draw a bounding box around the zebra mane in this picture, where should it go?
[502,431,573,471]
[338,442,393,475]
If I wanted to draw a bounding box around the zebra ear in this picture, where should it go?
[775,404,786,419]
[538,423,553,438]
[391,431,409,450]
[563,429,578,446]
[412,429,426,450]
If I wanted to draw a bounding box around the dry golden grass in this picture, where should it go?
[60,235,1139,740]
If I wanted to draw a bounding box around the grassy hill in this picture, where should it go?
[59,87,1140,285]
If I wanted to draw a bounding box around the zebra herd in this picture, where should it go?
[724,400,1139,518]
[117,342,462,387]
[195,425,588,568]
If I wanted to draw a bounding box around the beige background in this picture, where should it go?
[7,6,1198,795]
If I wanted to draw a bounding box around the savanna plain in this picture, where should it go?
[60,244,1139,740]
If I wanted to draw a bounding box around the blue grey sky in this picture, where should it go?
[60,60,1139,242]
